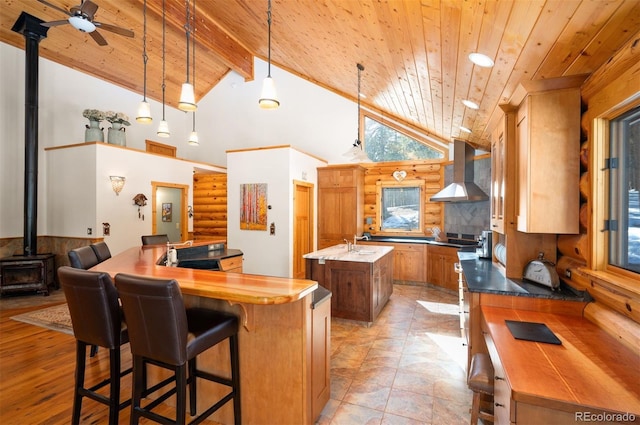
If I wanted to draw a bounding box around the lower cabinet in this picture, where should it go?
[360,241,425,284]
[311,296,331,421]
[426,245,459,291]
[218,255,243,273]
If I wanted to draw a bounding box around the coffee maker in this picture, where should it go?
[476,230,492,259]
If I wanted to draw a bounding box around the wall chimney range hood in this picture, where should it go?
[430,139,489,202]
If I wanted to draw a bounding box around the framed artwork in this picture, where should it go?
[162,202,172,222]
[240,183,267,230]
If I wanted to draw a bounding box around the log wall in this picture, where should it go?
[192,173,228,240]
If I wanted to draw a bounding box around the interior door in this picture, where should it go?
[151,182,189,243]
[293,181,314,279]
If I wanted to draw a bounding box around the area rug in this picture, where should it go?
[10,303,74,336]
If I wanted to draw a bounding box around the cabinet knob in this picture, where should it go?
[495,376,505,381]
[495,403,505,408]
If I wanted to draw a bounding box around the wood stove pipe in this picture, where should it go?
[11,13,48,256]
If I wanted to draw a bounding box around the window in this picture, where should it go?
[608,106,640,274]
[376,180,424,233]
[363,114,445,162]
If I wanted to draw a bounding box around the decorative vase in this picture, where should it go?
[107,122,126,146]
[84,119,104,142]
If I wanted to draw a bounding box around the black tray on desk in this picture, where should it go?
[505,320,562,345]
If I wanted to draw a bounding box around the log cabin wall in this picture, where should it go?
[362,161,444,234]
[192,173,228,240]
[556,30,640,341]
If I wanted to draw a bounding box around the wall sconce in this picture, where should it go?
[110,176,126,195]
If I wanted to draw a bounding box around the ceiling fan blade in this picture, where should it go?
[37,0,72,17]
[95,22,134,38]
[79,0,99,19]
[89,30,108,46]
[41,20,71,28]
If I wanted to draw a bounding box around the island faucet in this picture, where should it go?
[354,234,369,246]
[343,239,353,252]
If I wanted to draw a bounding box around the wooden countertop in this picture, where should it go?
[91,246,318,305]
[481,305,640,415]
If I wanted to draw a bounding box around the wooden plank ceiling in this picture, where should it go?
[2,0,640,151]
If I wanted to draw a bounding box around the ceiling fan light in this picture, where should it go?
[468,52,494,68]
[259,76,280,109]
[157,120,170,137]
[178,83,197,111]
[136,100,152,123]
[68,16,96,33]
[188,131,199,146]
[462,99,479,109]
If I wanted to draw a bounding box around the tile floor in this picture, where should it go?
[317,284,473,425]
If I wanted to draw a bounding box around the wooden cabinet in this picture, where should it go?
[490,109,515,234]
[218,255,243,273]
[305,250,393,323]
[360,241,426,284]
[426,245,459,291]
[511,80,582,234]
[317,166,364,249]
[311,295,331,421]
[482,318,513,424]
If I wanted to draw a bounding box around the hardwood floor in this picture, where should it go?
[1,284,471,424]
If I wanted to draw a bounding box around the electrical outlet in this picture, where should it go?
[565,269,571,278]
[87,227,92,235]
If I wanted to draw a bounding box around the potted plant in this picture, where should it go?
[83,109,105,142]
[105,111,131,146]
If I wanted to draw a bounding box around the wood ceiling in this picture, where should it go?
[2,0,640,151]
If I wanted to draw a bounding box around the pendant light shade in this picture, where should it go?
[157,120,170,137]
[188,130,199,145]
[259,0,279,109]
[179,83,196,111]
[157,0,170,137]
[136,0,152,123]
[259,76,279,109]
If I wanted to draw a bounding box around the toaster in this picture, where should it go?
[523,252,560,290]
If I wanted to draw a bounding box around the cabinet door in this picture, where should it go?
[318,167,357,187]
[318,187,356,246]
[311,298,331,421]
[490,119,505,234]
[327,261,371,321]
[393,244,425,282]
[441,253,458,292]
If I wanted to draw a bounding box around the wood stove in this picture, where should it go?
[0,254,56,296]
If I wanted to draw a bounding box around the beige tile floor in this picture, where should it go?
[317,284,473,425]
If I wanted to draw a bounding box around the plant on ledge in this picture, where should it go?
[105,111,131,127]
[82,109,105,122]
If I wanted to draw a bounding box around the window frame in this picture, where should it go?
[375,179,425,235]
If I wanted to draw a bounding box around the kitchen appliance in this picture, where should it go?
[429,140,489,202]
[523,252,560,290]
[476,230,492,259]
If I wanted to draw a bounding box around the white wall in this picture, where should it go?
[1,40,359,254]
[227,147,325,277]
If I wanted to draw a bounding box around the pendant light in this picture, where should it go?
[343,63,371,162]
[188,0,199,146]
[178,0,196,111]
[136,0,152,123]
[258,0,279,109]
[157,0,170,137]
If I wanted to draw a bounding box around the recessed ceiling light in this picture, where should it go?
[462,99,479,109]
[460,126,472,133]
[468,53,494,68]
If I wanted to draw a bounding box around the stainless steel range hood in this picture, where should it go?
[430,140,489,202]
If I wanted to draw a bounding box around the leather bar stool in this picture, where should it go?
[91,241,112,263]
[115,273,241,425]
[58,266,132,425]
[141,234,169,245]
[68,245,100,270]
[467,353,495,425]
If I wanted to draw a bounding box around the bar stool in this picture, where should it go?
[467,353,495,425]
[91,242,112,263]
[57,266,132,425]
[115,273,241,425]
[68,246,100,270]
[141,234,169,245]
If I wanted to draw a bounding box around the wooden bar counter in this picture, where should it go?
[481,305,640,424]
[92,245,325,425]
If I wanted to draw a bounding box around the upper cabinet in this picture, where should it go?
[492,76,585,235]
[317,165,364,249]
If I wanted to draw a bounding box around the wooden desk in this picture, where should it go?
[92,246,324,424]
[481,305,640,424]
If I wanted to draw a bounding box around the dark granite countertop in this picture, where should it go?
[367,235,479,251]
[457,251,591,301]
[312,285,332,309]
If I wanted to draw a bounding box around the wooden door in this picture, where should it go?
[293,181,314,279]
[151,181,189,242]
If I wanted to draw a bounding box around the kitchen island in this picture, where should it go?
[91,244,329,425]
[304,244,393,323]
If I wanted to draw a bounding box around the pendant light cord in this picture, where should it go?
[184,0,190,84]
[192,0,197,130]
[161,0,166,120]
[142,0,148,101]
[356,63,364,146]
[267,0,272,77]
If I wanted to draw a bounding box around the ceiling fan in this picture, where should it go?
[38,0,134,46]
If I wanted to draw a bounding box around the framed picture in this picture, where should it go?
[162,202,172,222]
[240,183,267,230]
